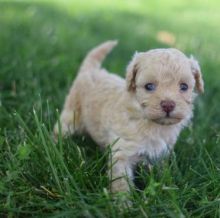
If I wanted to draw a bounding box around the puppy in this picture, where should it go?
[54,41,204,193]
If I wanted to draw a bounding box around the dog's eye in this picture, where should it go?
[145,83,156,91]
[180,83,188,92]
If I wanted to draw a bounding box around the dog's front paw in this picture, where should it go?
[110,177,131,193]
[112,191,133,209]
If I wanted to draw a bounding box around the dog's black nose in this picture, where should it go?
[160,100,176,113]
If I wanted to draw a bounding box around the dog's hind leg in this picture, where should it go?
[54,86,82,139]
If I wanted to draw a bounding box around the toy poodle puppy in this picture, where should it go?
[54,41,204,193]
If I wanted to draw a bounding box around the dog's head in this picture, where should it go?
[126,48,204,125]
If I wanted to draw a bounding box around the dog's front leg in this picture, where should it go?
[109,151,133,193]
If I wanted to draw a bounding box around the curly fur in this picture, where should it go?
[54,41,204,193]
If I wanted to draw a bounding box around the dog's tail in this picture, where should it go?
[79,40,118,73]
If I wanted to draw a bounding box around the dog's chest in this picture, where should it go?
[133,127,180,163]
[136,139,170,163]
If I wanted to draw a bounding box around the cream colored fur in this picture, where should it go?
[54,41,204,193]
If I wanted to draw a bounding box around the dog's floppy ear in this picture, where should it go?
[190,56,204,94]
[126,53,139,92]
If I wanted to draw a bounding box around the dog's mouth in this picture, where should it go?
[151,115,182,125]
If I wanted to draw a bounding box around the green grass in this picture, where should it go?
[0,0,220,217]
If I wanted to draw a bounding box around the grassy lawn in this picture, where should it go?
[0,0,220,217]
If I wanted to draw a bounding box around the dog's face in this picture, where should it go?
[126,49,204,125]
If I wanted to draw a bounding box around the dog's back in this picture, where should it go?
[54,41,123,140]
